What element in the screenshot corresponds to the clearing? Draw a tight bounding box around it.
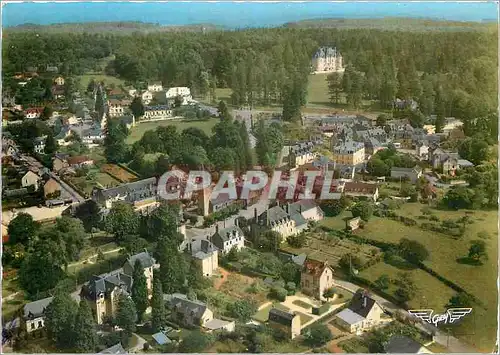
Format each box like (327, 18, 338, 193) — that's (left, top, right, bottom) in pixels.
(126, 118, 218, 144)
(77, 74, 126, 91)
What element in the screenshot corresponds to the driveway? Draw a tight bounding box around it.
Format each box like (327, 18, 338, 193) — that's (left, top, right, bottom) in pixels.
(334, 279, 478, 353)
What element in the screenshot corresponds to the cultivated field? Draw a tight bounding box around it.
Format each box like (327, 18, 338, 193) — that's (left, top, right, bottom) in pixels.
(100, 164, 138, 183)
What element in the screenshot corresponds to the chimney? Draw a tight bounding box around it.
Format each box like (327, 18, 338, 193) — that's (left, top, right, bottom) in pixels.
(363, 296, 367, 308)
(254, 207, 258, 219)
(299, 203, 302, 214)
(235, 218, 239, 227)
(286, 203, 290, 214)
(215, 224, 219, 234)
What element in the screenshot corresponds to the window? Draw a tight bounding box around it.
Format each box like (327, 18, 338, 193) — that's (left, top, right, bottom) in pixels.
(31, 323, 35, 330)
(38, 321, 43, 328)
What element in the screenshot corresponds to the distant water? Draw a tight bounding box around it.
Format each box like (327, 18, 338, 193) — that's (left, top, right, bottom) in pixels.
(2, 2, 498, 28)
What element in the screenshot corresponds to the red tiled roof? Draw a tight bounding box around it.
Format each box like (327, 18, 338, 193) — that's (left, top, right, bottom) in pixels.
(302, 258, 329, 276)
(25, 107, 43, 114)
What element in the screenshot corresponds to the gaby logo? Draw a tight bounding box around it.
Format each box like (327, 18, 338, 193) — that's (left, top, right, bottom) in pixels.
(408, 308, 472, 327)
(157, 169, 343, 201)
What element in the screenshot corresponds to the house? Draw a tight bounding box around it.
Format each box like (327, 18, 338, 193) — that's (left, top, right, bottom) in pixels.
(311, 47, 345, 74)
(334, 290, 384, 333)
(80, 270, 133, 324)
(197, 187, 239, 217)
(141, 90, 153, 105)
(252, 205, 297, 242)
(165, 87, 192, 105)
(300, 258, 334, 301)
(287, 200, 324, 223)
(82, 127, 106, 145)
(458, 159, 474, 169)
(21, 170, 42, 190)
(211, 225, 245, 254)
(108, 99, 127, 118)
(142, 105, 173, 121)
(428, 147, 460, 175)
(54, 76, 65, 86)
(91, 177, 157, 210)
(267, 308, 301, 340)
(333, 141, 365, 166)
(34, 136, 46, 154)
(3, 144, 17, 157)
(54, 126, 72, 146)
(147, 82, 163, 92)
(390, 166, 422, 183)
(442, 156, 459, 176)
(67, 155, 94, 169)
(166, 293, 214, 327)
(43, 178, 62, 198)
(346, 217, 361, 231)
(364, 137, 383, 155)
(204, 319, 236, 333)
(22, 297, 53, 333)
(122, 250, 156, 294)
(343, 182, 379, 201)
(53, 153, 70, 172)
(393, 99, 418, 111)
(25, 107, 43, 119)
(287, 142, 316, 169)
(190, 239, 219, 277)
(415, 142, 429, 160)
(99, 343, 127, 354)
(385, 335, 431, 354)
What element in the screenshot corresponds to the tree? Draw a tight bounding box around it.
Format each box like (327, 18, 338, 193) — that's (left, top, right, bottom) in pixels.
(131, 260, 149, 322)
(228, 299, 258, 322)
(115, 294, 137, 333)
(270, 287, 287, 301)
(458, 137, 490, 165)
(327, 72, 343, 104)
(179, 331, 213, 353)
(304, 323, 333, 347)
(73, 300, 98, 353)
(351, 201, 374, 221)
(339, 253, 363, 274)
(217, 100, 231, 121)
(376, 114, 389, 127)
(129, 97, 145, 118)
(395, 273, 417, 303)
(156, 237, 186, 293)
(435, 111, 445, 133)
(18, 240, 66, 297)
(74, 200, 101, 233)
(238, 121, 254, 169)
(187, 258, 210, 290)
(104, 119, 129, 163)
(44, 133, 58, 154)
(398, 238, 429, 264)
(281, 262, 300, 284)
(255, 230, 280, 252)
(210, 147, 236, 170)
(366, 158, 389, 177)
(45, 289, 78, 349)
(447, 292, 473, 308)
(323, 287, 335, 301)
(140, 203, 182, 245)
(468, 240, 487, 262)
(442, 186, 475, 210)
(286, 233, 307, 248)
(151, 271, 168, 332)
(105, 202, 139, 241)
(7, 212, 40, 246)
(40, 105, 53, 120)
(374, 274, 390, 290)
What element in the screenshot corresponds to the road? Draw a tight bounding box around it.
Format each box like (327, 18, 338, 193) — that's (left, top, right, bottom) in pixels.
(334, 279, 478, 353)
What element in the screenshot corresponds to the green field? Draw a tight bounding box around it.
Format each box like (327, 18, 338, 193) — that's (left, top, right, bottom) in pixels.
(320, 202, 497, 351)
(126, 118, 218, 144)
(77, 74, 126, 91)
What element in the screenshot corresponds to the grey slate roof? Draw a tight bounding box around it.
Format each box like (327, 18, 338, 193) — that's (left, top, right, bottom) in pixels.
(335, 308, 365, 325)
(268, 308, 296, 326)
(100, 343, 127, 354)
(288, 200, 321, 215)
(291, 253, 307, 266)
(213, 225, 244, 243)
(290, 212, 307, 228)
(94, 177, 156, 203)
(385, 335, 423, 353)
(23, 297, 53, 319)
(168, 293, 208, 319)
(125, 251, 155, 270)
(349, 290, 377, 318)
(259, 205, 289, 225)
(81, 269, 132, 301)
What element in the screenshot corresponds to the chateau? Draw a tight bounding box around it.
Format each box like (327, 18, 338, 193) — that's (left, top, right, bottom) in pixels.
(311, 47, 345, 74)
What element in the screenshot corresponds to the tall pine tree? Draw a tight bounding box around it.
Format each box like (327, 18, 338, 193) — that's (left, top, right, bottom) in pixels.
(151, 270, 168, 332)
(131, 260, 149, 321)
(73, 300, 98, 353)
(116, 294, 137, 333)
(156, 237, 186, 294)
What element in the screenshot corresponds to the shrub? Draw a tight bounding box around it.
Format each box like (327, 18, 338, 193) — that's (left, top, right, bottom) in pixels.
(269, 287, 287, 302)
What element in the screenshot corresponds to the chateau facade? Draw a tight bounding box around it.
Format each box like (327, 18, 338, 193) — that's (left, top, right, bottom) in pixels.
(311, 47, 345, 74)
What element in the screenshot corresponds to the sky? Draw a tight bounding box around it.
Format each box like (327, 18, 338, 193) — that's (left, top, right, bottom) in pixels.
(2, 1, 499, 28)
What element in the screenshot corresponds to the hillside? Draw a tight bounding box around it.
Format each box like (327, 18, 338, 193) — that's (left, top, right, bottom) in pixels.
(284, 17, 497, 32)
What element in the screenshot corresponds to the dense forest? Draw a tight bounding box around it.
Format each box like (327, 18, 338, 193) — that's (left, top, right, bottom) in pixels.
(3, 25, 498, 136)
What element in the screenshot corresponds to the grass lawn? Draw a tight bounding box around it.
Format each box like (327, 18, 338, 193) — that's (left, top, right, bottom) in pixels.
(338, 337, 370, 353)
(2, 291, 25, 322)
(355, 203, 497, 351)
(292, 299, 313, 309)
(319, 211, 353, 230)
(219, 273, 270, 304)
(331, 288, 354, 305)
(252, 303, 289, 323)
(2, 278, 20, 298)
(65, 171, 120, 197)
(126, 118, 218, 144)
(77, 74, 126, 91)
(206, 339, 246, 353)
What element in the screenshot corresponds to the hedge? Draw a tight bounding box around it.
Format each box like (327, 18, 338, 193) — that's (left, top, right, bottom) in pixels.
(312, 303, 330, 316)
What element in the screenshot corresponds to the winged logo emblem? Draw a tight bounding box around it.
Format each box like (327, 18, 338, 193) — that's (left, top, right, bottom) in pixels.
(408, 308, 472, 327)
